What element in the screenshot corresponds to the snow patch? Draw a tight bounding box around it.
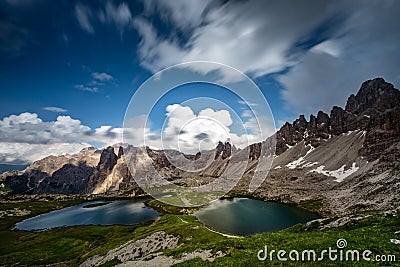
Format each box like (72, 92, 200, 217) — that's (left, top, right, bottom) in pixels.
(286, 156, 306, 169)
(305, 144, 314, 155)
(302, 162, 318, 168)
(304, 130, 309, 139)
(286, 144, 293, 149)
(310, 162, 359, 182)
(285, 144, 315, 169)
(274, 166, 282, 169)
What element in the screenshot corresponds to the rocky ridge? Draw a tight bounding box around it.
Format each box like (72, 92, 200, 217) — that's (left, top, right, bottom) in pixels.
(1, 78, 399, 215)
(269, 78, 400, 160)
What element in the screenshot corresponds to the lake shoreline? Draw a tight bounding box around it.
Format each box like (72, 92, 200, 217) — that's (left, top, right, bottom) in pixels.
(12, 198, 161, 231)
(5, 191, 323, 236)
(1, 189, 326, 219)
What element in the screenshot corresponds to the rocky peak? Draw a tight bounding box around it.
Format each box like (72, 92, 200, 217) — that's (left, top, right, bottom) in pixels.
(98, 146, 118, 171)
(223, 142, 232, 159)
(308, 114, 317, 132)
(294, 115, 308, 131)
(215, 141, 232, 160)
(80, 146, 97, 153)
(316, 110, 330, 125)
(117, 146, 124, 158)
(248, 142, 261, 161)
(345, 78, 400, 114)
(215, 141, 224, 159)
(84, 146, 119, 193)
(146, 147, 172, 169)
(280, 122, 294, 143)
(315, 112, 329, 138)
(194, 152, 201, 160)
(330, 106, 346, 135)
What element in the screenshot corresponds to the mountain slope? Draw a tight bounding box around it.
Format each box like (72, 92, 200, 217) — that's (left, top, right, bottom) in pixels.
(1, 78, 399, 215)
(241, 78, 400, 214)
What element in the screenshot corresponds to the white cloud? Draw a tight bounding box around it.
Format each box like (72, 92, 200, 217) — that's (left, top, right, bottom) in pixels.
(0, 142, 90, 165)
(241, 109, 253, 118)
(92, 72, 113, 82)
(74, 1, 132, 35)
(132, 0, 339, 82)
(198, 108, 232, 127)
(123, 115, 161, 149)
(0, 113, 50, 144)
(156, 104, 270, 151)
(75, 71, 114, 93)
(311, 40, 341, 58)
(51, 116, 91, 141)
(74, 3, 94, 34)
(160, 104, 231, 153)
(142, 0, 212, 30)
(238, 100, 258, 107)
(0, 113, 88, 144)
(93, 125, 123, 145)
(279, 51, 360, 115)
(279, 1, 400, 115)
(133, 18, 186, 74)
(133, 0, 400, 116)
(0, 112, 125, 164)
(154, 104, 273, 154)
(42, 106, 67, 113)
(74, 84, 98, 93)
(104, 1, 132, 34)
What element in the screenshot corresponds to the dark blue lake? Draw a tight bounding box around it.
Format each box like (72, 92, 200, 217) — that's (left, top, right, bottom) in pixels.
(14, 199, 161, 231)
(195, 198, 321, 235)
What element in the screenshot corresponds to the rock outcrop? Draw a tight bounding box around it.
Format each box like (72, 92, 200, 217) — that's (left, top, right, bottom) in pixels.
(86, 146, 118, 193)
(3, 147, 101, 194)
(248, 143, 261, 161)
(274, 78, 400, 162)
(80, 231, 180, 267)
(214, 141, 232, 160)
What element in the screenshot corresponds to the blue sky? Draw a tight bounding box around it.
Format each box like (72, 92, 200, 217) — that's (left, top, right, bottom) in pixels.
(0, 0, 399, 164)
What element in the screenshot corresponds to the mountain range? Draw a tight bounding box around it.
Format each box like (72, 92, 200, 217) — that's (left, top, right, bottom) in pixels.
(1, 78, 399, 215)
